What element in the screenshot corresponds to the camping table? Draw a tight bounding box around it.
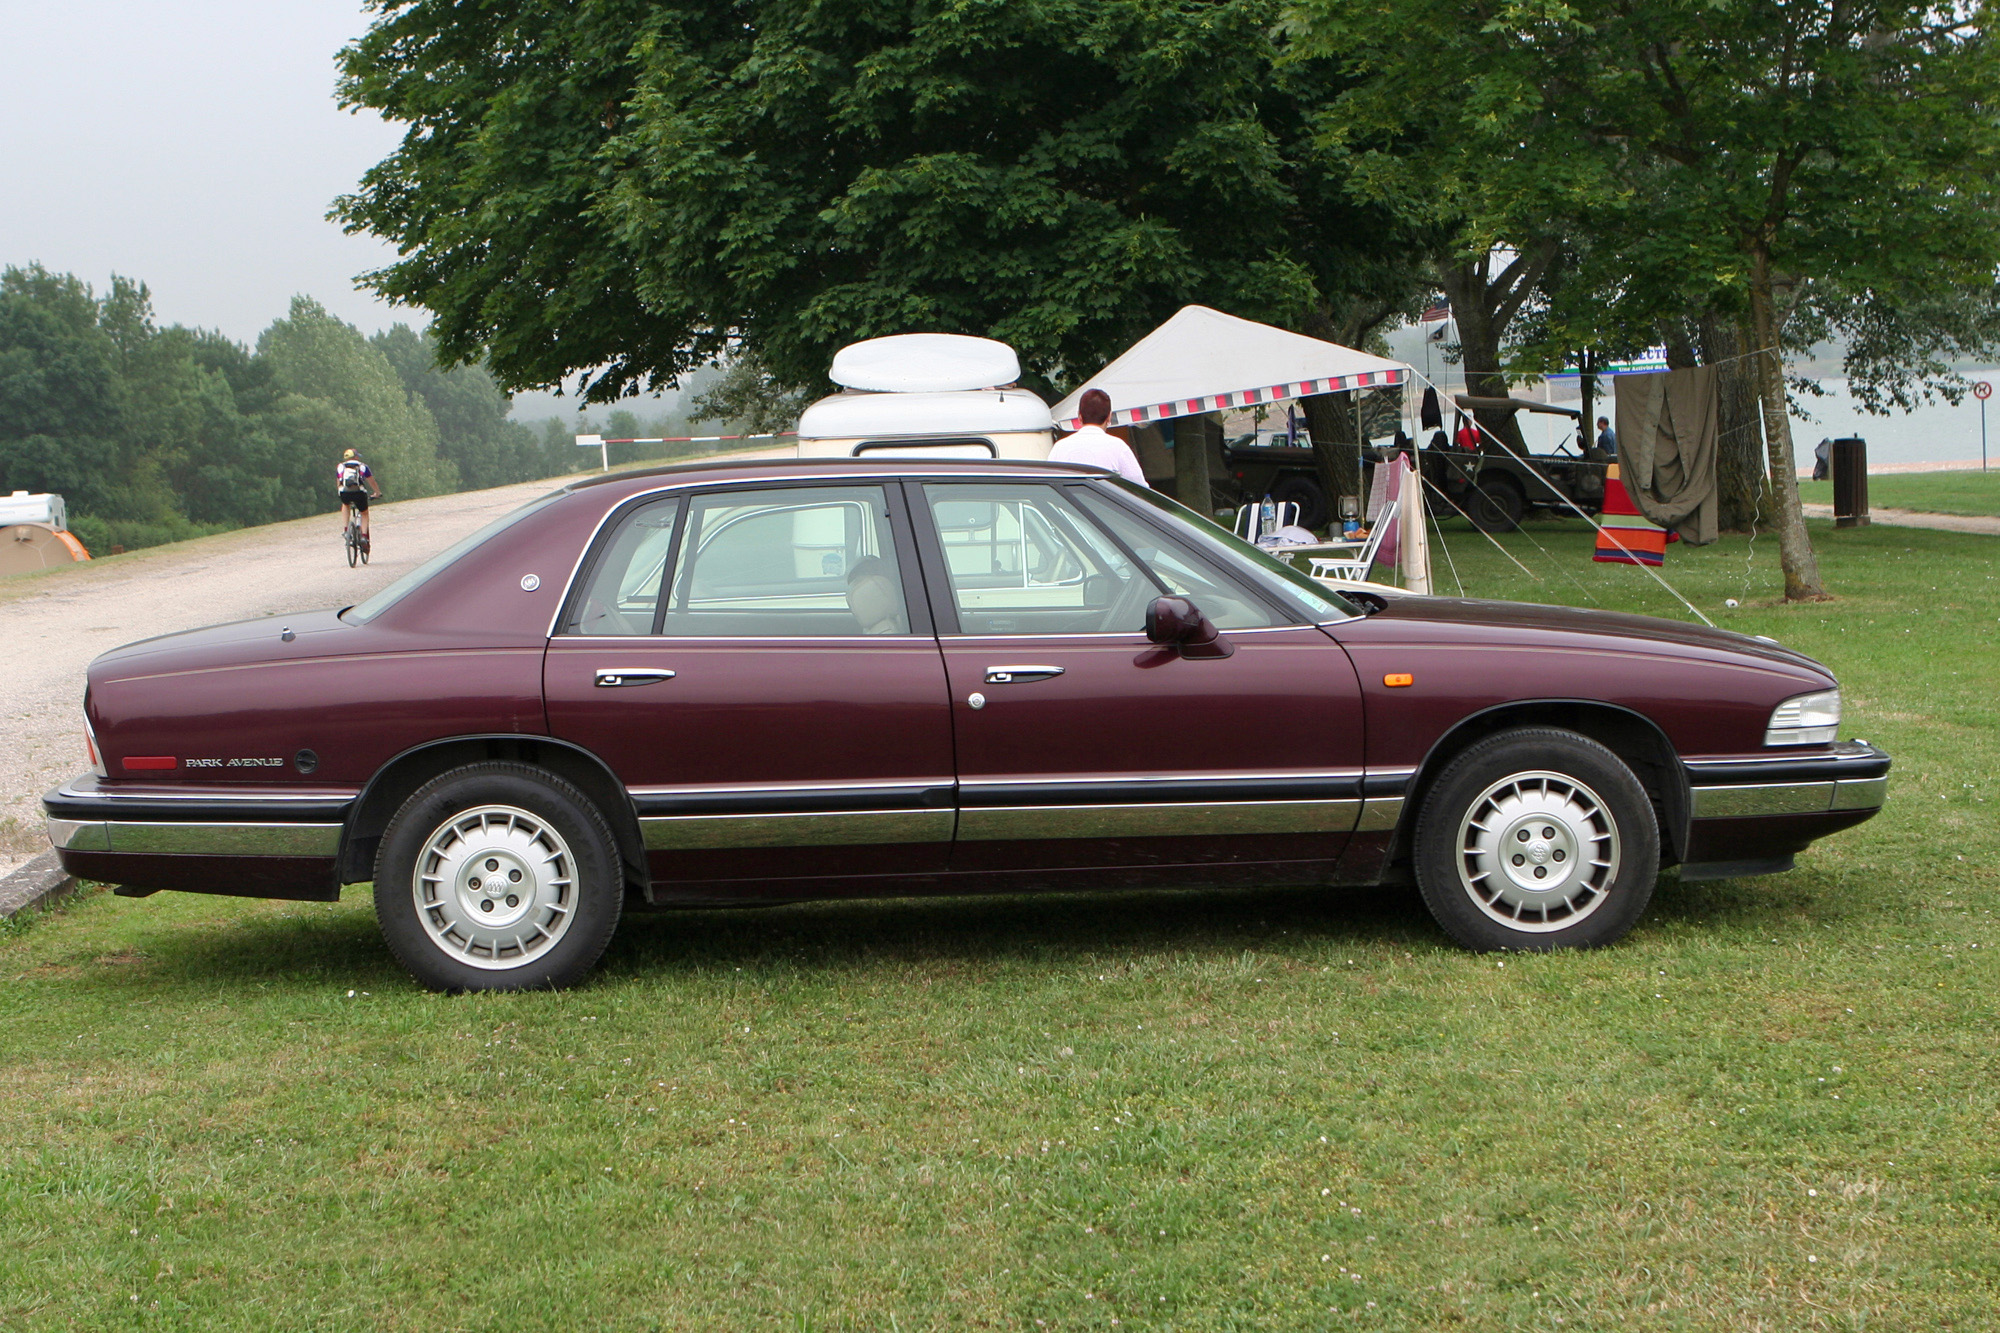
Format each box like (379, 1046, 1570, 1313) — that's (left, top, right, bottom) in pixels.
(1266, 539, 1365, 569)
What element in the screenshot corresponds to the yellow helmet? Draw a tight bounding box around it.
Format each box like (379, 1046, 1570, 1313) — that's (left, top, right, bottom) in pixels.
(342, 449, 357, 460)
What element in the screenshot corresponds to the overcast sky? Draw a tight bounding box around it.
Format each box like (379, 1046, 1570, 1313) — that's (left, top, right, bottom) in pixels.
(0, 1, 416, 345)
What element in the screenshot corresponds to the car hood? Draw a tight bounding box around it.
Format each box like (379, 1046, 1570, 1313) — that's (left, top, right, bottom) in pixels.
(1362, 595, 1829, 674)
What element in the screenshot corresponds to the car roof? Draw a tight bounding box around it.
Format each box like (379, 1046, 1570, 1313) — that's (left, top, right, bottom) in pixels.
(563, 454, 1113, 499)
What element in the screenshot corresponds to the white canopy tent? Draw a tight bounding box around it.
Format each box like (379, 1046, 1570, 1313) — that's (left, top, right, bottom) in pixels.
(1049, 305, 1409, 430)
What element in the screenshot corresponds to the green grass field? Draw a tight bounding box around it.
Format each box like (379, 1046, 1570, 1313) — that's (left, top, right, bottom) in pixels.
(3, 519, 1995, 1331)
(1797, 467, 2000, 517)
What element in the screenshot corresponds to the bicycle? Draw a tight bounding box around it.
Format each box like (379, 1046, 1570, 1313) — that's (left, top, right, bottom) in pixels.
(343, 500, 370, 566)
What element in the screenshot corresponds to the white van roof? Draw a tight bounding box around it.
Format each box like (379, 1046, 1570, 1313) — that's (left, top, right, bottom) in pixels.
(797, 388, 1055, 441)
(829, 333, 1021, 392)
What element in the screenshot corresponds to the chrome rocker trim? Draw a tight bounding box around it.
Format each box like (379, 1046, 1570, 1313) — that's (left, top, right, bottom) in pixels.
(48, 818, 343, 857)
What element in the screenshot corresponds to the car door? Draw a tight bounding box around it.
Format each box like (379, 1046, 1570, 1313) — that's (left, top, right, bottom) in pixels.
(911, 479, 1367, 873)
(544, 482, 954, 885)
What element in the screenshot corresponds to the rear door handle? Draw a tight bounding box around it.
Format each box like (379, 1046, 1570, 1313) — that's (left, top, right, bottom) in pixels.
(595, 668, 676, 687)
(984, 665, 1065, 684)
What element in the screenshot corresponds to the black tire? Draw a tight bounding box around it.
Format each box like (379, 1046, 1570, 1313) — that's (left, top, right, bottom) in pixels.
(1269, 475, 1330, 530)
(1412, 727, 1659, 952)
(359, 534, 369, 566)
(373, 762, 624, 992)
(1467, 476, 1525, 533)
(346, 526, 359, 567)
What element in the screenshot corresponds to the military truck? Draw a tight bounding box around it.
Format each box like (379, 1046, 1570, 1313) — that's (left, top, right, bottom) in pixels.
(1216, 397, 1610, 534)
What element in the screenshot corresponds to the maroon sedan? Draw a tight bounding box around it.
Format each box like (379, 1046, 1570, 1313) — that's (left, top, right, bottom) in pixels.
(45, 459, 1888, 990)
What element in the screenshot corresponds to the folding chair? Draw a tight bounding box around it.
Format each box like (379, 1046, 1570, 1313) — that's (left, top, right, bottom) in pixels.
(1309, 501, 1397, 581)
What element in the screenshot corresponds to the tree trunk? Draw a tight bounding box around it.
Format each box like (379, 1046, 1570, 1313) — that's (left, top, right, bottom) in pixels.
(1437, 260, 1528, 457)
(1746, 249, 1829, 601)
(1173, 412, 1217, 519)
(1698, 315, 1771, 532)
(1300, 392, 1359, 527)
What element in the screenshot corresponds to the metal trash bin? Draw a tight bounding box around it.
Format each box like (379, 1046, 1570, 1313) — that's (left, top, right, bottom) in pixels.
(1831, 437, 1869, 528)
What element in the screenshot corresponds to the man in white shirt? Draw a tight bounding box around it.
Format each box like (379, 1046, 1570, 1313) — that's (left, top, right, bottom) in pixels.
(1048, 388, 1147, 486)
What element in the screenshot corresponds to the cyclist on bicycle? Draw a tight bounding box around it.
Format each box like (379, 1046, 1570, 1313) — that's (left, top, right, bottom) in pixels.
(336, 449, 382, 549)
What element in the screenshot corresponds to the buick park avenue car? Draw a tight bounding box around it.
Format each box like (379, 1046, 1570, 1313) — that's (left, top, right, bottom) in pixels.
(45, 459, 1889, 991)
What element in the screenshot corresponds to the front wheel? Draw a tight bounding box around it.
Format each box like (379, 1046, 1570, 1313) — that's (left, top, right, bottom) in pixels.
(1412, 728, 1659, 951)
(373, 763, 624, 991)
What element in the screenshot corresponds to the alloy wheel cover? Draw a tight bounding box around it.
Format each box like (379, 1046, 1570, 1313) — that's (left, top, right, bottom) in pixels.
(411, 803, 579, 969)
(1454, 769, 1621, 932)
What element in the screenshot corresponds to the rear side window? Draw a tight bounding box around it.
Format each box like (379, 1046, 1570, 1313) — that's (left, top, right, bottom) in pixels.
(661, 486, 910, 637)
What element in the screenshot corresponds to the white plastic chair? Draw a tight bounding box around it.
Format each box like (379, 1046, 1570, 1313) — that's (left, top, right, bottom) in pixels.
(1310, 501, 1397, 581)
(1235, 500, 1301, 545)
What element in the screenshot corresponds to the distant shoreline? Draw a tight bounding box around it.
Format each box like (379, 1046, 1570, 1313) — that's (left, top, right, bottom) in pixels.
(1793, 458, 1987, 478)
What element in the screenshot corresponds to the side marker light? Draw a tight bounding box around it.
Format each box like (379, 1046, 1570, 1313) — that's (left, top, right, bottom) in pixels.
(1383, 673, 1414, 688)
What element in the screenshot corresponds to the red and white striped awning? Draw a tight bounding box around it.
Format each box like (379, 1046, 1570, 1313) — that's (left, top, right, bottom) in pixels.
(1050, 306, 1409, 430)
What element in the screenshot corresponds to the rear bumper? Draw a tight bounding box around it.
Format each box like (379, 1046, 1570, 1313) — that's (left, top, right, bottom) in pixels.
(43, 776, 354, 901)
(1680, 742, 1890, 869)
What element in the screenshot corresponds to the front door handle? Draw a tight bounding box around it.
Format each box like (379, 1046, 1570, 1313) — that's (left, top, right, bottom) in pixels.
(594, 668, 676, 687)
(984, 665, 1065, 684)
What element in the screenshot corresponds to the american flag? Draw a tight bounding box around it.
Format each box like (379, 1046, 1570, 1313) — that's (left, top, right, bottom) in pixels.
(1419, 296, 1451, 323)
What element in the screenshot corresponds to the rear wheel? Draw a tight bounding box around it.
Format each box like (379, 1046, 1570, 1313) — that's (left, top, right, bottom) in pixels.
(346, 521, 359, 567)
(1467, 476, 1525, 533)
(1412, 728, 1658, 951)
(373, 763, 623, 991)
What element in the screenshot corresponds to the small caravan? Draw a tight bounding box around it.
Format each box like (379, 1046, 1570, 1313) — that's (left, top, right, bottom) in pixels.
(795, 334, 1056, 461)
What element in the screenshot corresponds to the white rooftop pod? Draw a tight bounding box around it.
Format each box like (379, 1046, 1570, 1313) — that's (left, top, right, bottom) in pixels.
(796, 334, 1056, 460)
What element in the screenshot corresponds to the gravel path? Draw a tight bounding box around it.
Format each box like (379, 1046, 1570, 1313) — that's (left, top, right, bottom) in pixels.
(0, 449, 796, 878)
(0, 478, 567, 875)
(1801, 503, 2000, 535)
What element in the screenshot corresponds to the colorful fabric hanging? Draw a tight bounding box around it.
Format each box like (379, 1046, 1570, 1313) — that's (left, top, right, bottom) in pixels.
(1594, 463, 1667, 566)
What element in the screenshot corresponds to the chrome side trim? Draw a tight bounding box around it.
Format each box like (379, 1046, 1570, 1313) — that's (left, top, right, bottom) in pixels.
(960, 769, 1366, 790)
(49, 820, 344, 857)
(628, 777, 954, 799)
(1688, 783, 1835, 818)
(47, 818, 110, 852)
(955, 799, 1360, 842)
(56, 782, 359, 805)
(1830, 776, 1889, 811)
(642, 809, 954, 851)
(1354, 796, 1405, 832)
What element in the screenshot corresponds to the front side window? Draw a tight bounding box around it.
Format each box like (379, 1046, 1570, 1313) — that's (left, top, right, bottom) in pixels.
(1071, 490, 1283, 630)
(661, 485, 910, 636)
(924, 483, 1152, 635)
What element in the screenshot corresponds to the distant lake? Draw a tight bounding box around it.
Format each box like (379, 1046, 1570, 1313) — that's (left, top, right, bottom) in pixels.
(1513, 373, 1997, 469)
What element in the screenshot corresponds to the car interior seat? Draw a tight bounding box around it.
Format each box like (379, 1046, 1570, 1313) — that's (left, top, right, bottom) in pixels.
(845, 554, 907, 634)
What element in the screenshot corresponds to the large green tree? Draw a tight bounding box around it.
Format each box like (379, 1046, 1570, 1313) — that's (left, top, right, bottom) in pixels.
(373, 323, 551, 489)
(257, 297, 456, 499)
(1290, 0, 2000, 600)
(334, 0, 1420, 408)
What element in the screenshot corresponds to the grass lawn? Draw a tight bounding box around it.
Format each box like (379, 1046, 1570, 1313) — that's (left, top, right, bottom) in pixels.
(1797, 467, 2000, 517)
(3, 519, 1996, 1331)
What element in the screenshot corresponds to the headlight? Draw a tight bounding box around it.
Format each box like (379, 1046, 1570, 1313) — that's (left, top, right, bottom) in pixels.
(1765, 689, 1840, 746)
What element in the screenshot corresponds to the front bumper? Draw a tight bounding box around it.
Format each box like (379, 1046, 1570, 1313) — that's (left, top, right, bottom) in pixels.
(1679, 741, 1890, 874)
(44, 775, 355, 901)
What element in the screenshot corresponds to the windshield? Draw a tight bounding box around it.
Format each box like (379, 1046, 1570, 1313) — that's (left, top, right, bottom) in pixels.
(1109, 479, 1361, 623)
(342, 493, 563, 625)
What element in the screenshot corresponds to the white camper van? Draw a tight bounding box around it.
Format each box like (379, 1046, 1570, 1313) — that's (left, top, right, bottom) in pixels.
(795, 334, 1056, 461)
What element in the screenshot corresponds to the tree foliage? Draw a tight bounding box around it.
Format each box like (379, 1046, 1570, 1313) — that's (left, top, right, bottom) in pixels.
(0, 267, 573, 554)
(1287, 0, 2000, 599)
(334, 0, 1425, 402)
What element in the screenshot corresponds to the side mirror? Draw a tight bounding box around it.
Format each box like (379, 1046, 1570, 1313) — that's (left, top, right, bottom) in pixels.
(1145, 596, 1233, 659)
